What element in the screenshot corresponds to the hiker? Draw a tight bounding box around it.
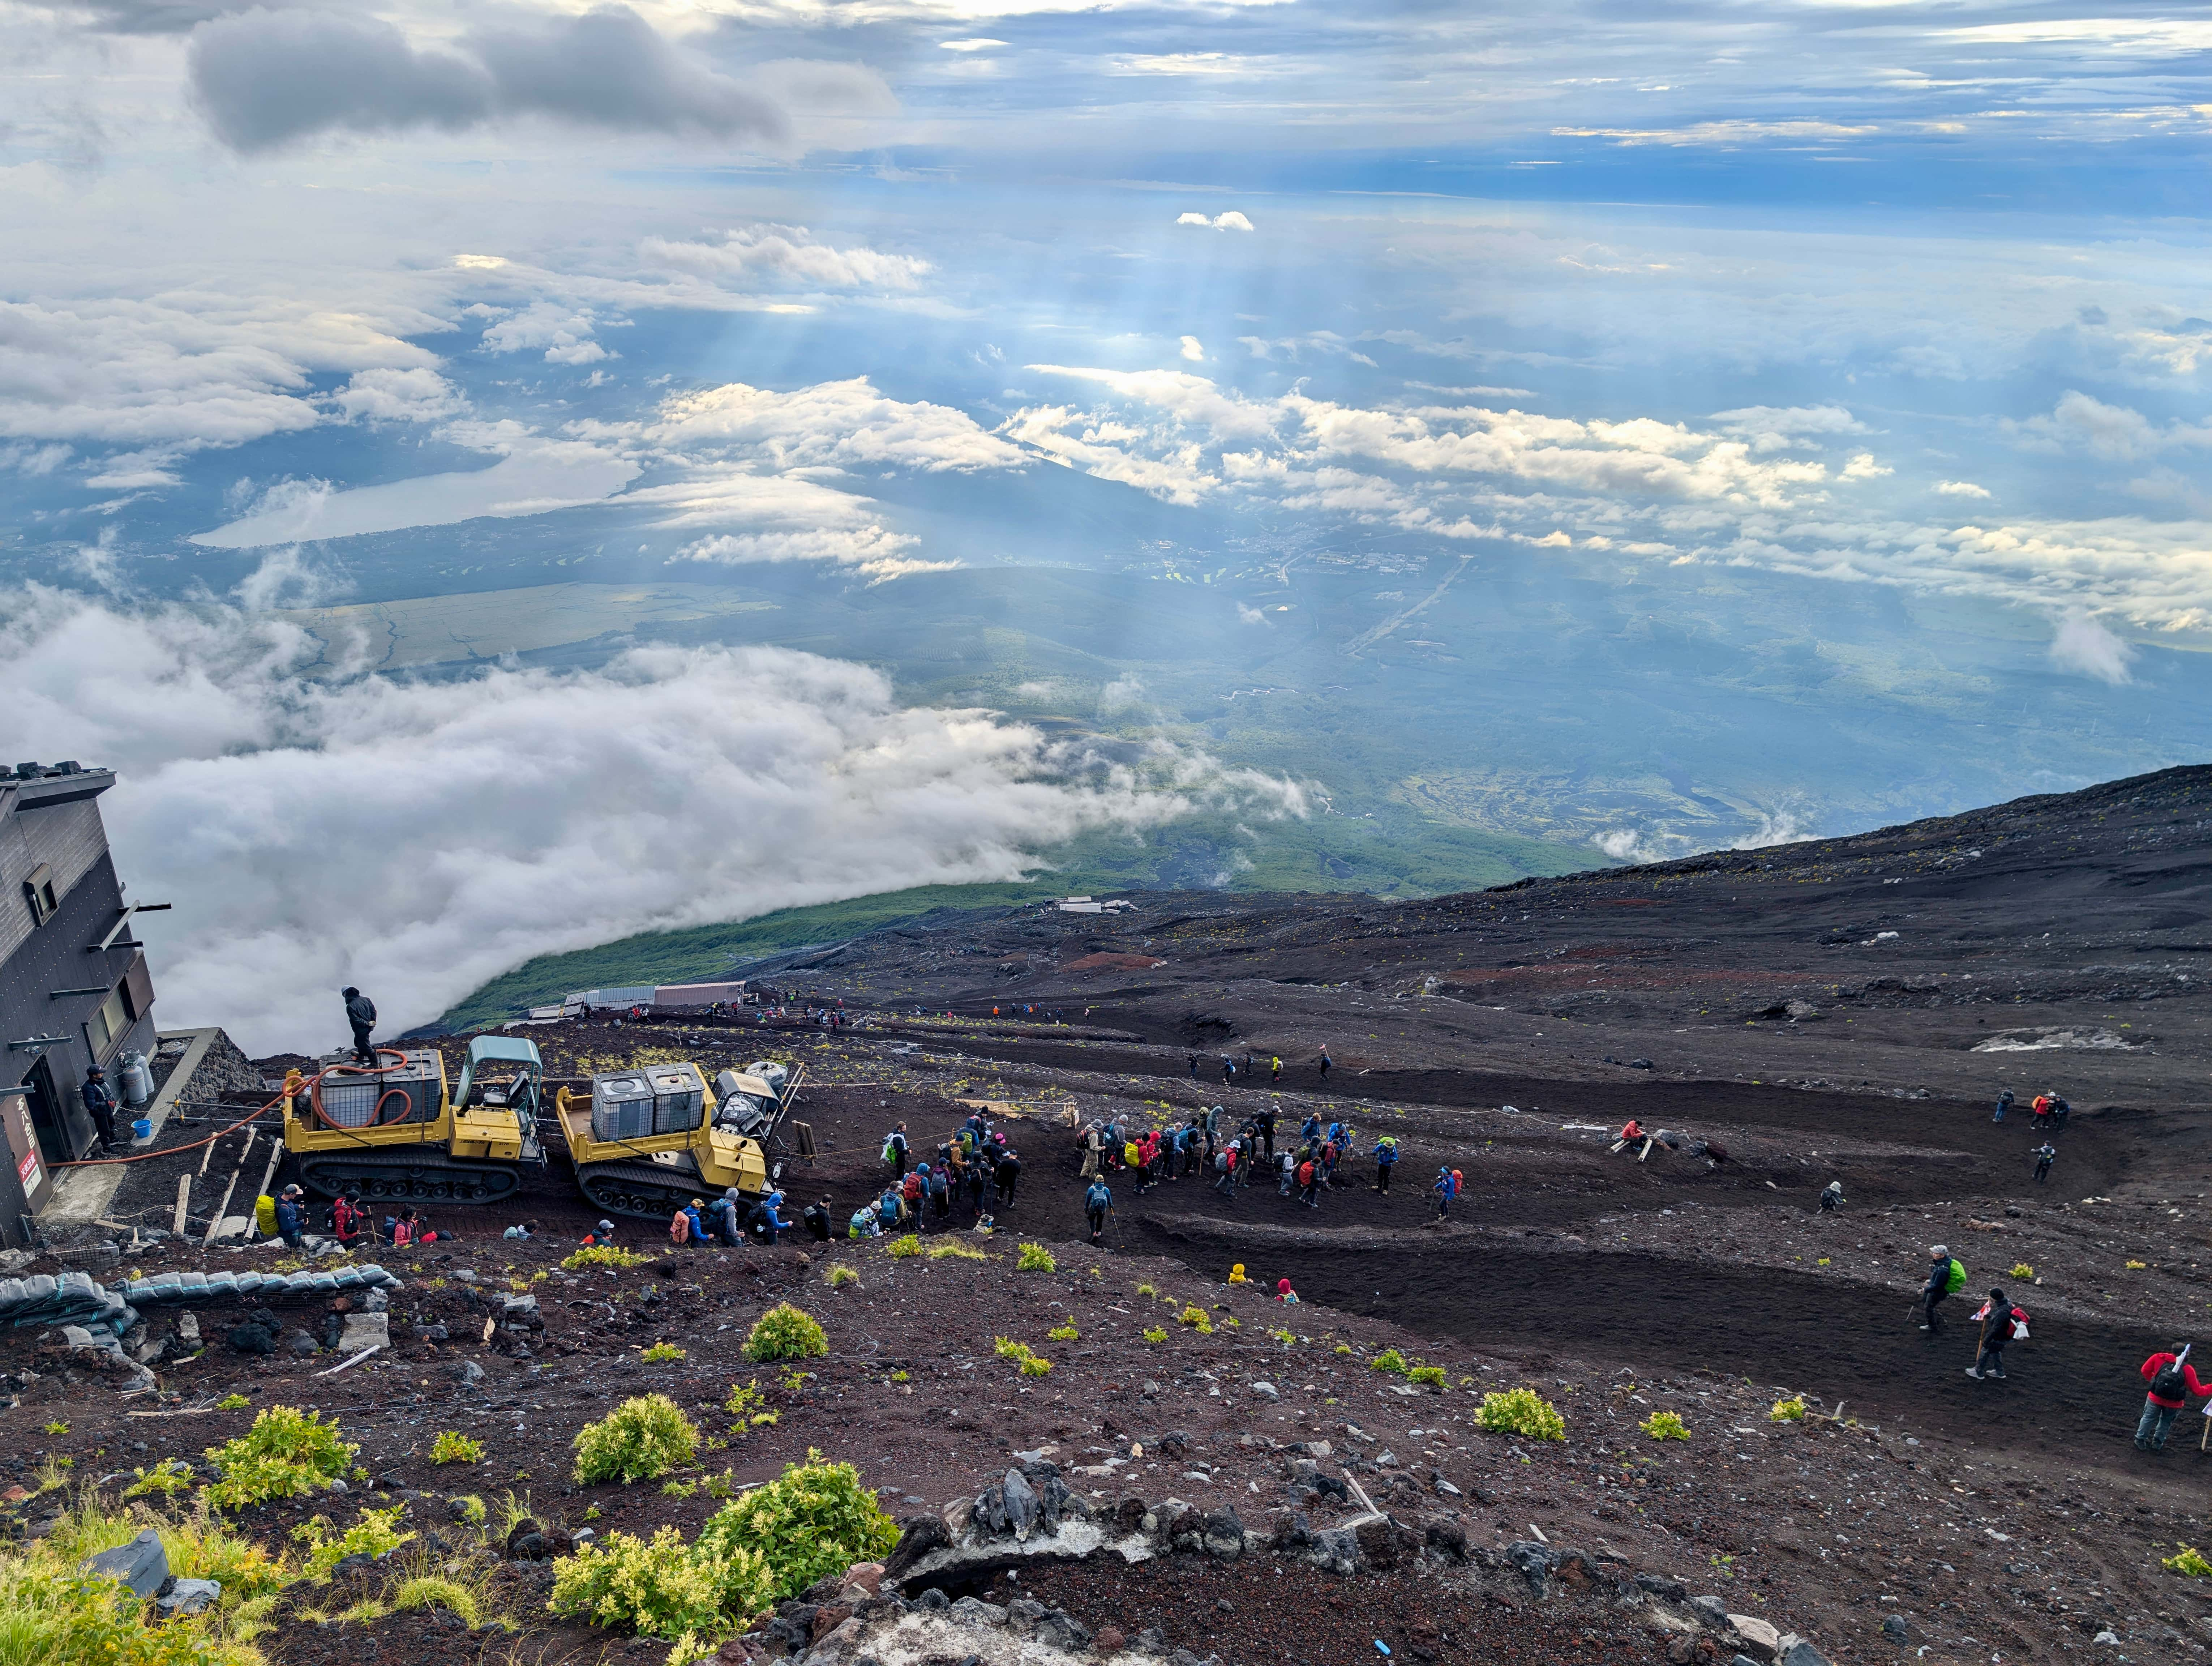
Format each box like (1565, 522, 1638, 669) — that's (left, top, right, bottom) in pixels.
(668, 1199, 696, 1246)
(994, 1148, 1022, 1208)
(1259, 1106, 1277, 1159)
(849, 1203, 882, 1239)
(1086, 1177, 1113, 1244)
(1222, 1056, 1235, 1085)
(803, 1198, 834, 1243)
(274, 1184, 306, 1249)
(1433, 1166, 1457, 1219)
(1993, 1088, 2014, 1124)
(1277, 1149, 1296, 1196)
(1271, 1055, 1282, 1085)
(1277, 1278, 1299, 1303)
(341, 986, 377, 1066)
(502, 1219, 537, 1241)
(1965, 1287, 2028, 1381)
(1297, 1154, 1320, 1209)
(928, 1164, 951, 1221)
(966, 1159, 989, 1217)
(1229, 1263, 1248, 1283)
(1079, 1124, 1103, 1180)
(757, 1191, 790, 1245)
(330, 1194, 365, 1246)
(1372, 1135, 1399, 1193)
(79, 1065, 119, 1150)
(1616, 1118, 1645, 1149)
(875, 1186, 902, 1232)
(2052, 1095, 2071, 1132)
(711, 1189, 744, 1246)
(2136, 1345, 2210, 1451)
(1819, 1180, 1844, 1213)
(1212, 1144, 1238, 1196)
(580, 1218, 618, 1248)
(884, 1123, 910, 1179)
(901, 1165, 925, 1222)
(1188, 1055, 1198, 1080)
(2030, 1093, 2053, 1132)
(2032, 1142, 2057, 1184)
(1317, 1048, 1330, 1081)
(1919, 1245, 1962, 1333)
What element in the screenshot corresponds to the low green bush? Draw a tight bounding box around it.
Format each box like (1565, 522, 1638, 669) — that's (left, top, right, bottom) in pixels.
(1369, 1349, 1410, 1375)
(1016, 1243, 1056, 1272)
(743, 1304, 828, 1363)
(1475, 1387, 1566, 1442)
(203, 1406, 358, 1511)
(573, 1394, 700, 1485)
(691, 1453, 900, 1602)
(563, 1245, 651, 1270)
(430, 1432, 484, 1465)
(550, 1525, 773, 1640)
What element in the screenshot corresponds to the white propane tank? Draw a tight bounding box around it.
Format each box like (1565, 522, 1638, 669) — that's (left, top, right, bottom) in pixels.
(117, 1050, 154, 1107)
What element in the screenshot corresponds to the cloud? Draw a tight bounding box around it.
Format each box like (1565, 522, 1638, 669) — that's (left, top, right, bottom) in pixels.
(1711, 404, 1867, 453)
(640, 225, 930, 291)
(2048, 611, 2134, 684)
(937, 38, 1006, 51)
(0, 583, 1300, 1051)
(1179, 336, 1205, 362)
(1935, 479, 1991, 498)
(479, 302, 612, 365)
(636, 377, 1026, 473)
(186, 6, 787, 153)
(1176, 210, 1255, 230)
(327, 367, 468, 424)
(2006, 390, 2212, 462)
(1553, 120, 1881, 148)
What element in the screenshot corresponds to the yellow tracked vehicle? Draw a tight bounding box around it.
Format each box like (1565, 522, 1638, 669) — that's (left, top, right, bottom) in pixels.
(281, 1037, 545, 1204)
(554, 1059, 803, 1220)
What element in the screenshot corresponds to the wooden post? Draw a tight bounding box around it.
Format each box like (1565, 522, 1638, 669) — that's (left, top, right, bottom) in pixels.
(172, 1174, 191, 1239)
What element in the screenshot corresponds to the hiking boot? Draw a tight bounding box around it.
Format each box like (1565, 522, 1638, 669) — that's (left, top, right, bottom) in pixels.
(1964, 1368, 1982, 1380)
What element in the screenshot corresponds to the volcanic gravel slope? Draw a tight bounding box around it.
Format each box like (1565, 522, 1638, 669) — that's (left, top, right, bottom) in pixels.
(13, 762, 2212, 1666)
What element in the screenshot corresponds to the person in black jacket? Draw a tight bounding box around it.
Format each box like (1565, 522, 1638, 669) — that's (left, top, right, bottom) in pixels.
(1967, 1287, 2022, 1380)
(342, 987, 377, 1065)
(81, 1066, 119, 1150)
(1919, 1246, 1953, 1333)
(802, 1197, 833, 1243)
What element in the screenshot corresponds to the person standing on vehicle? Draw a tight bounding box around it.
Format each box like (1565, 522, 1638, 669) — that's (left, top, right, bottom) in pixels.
(2136, 1345, 2209, 1451)
(1919, 1245, 1957, 1333)
(341, 987, 377, 1066)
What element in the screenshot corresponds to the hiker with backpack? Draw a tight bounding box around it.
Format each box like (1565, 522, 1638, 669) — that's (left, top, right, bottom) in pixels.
(1297, 1154, 1321, 1209)
(2136, 1345, 2209, 1451)
(2032, 1142, 2057, 1184)
(1993, 1088, 2013, 1124)
(1819, 1180, 1844, 1213)
(1433, 1166, 1459, 1219)
(1919, 1246, 1964, 1333)
(1373, 1135, 1400, 1193)
(1212, 1143, 1239, 1197)
(1085, 1176, 1114, 1244)
(1965, 1287, 2028, 1380)
(883, 1123, 910, 1179)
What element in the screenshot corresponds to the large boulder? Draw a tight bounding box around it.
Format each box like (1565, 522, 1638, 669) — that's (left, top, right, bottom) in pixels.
(82, 1528, 168, 1597)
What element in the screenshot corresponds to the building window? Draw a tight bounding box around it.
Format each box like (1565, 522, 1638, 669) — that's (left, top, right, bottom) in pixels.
(86, 986, 128, 1058)
(23, 863, 57, 927)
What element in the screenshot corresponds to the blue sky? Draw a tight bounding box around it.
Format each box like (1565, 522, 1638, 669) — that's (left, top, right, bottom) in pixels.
(4, 0, 2211, 1042)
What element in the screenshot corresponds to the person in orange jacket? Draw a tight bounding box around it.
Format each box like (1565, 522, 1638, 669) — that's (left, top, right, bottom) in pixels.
(2136, 1344, 2210, 1451)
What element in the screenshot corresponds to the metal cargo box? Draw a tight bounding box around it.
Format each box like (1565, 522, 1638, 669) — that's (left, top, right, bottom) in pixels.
(647, 1063, 706, 1135)
(591, 1072, 655, 1142)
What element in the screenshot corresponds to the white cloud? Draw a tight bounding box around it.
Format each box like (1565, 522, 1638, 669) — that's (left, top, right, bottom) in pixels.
(636, 377, 1026, 473)
(1175, 210, 1255, 230)
(328, 367, 468, 424)
(938, 38, 1006, 50)
(640, 225, 930, 291)
(1711, 404, 1867, 452)
(2006, 390, 2212, 462)
(2048, 611, 2134, 684)
(1179, 335, 1205, 362)
(1936, 479, 1992, 498)
(479, 302, 612, 364)
(1554, 120, 1881, 148)
(0, 583, 1300, 1051)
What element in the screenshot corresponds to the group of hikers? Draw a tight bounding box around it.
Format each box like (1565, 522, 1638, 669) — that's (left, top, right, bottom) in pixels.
(1190, 1047, 1332, 1087)
(855, 1112, 1024, 1236)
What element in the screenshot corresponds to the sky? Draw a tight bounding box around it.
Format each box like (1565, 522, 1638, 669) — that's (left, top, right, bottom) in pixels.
(4, 0, 2211, 1045)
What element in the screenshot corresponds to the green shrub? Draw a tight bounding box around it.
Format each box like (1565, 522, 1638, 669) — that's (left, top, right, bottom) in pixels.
(992, 1336, 1032, 1363)
(0, 1550, 246, 1666)
(1019, 1356, 1051, 1377)
(885, 1235, 921, 1259)
(214, 1394, 249, 1410)
(550, 1525, 772, 1640)
(928, 1242, 987, 1262)
(392, 1575, 480, 1627)
(122, 1458, 195, 1499)
(641, 1342, 687, 1363)
(2010, 1262, 2035, 1280)
(303, 1505, 413, 1578)
(1641, 1411, 1689, 1441)
(1475, 1388, 1566, 1442)
(449, 1494, 487, 1526)
(743, 1304, 828, 1363)
(430, 1432, 484, 1466)
(1369, 1349, 1410, 1375)
(573, 1394, 700, 1485)
(563, 1245, 652, 1270)
(825, 1265, 859, 1287)
(1408, 1366, 1446, 1388)
(2165, 1545, 2212, 1577)
(203, 1406, 359, 1510)
(1176, 1305, 1213, 1334)
(1046, 1325, 1079, 1341)
(691, 1453, 899, 1603)
(1770, 1396, 1808, 1423)
(1142, 1327, 1167, 1344)
(1017, 1243, 1056, 1273)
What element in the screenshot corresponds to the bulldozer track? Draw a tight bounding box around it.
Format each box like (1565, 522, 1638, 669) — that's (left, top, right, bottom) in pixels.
(297, 1148, 524, 1204)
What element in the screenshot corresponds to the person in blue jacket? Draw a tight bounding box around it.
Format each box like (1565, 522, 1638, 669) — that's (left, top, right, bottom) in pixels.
(1372, 1136, 1400, 1194)
(1433, 1166, 1458, 1219)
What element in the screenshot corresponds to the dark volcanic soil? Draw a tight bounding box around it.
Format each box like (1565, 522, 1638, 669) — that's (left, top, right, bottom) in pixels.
(20, 765, 2212, 1666)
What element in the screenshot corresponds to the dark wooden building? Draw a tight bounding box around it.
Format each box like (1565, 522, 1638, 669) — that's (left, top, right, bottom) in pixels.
(0, 762, 160, 1241)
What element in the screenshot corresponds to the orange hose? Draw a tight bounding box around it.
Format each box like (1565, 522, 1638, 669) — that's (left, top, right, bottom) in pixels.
(51, 1048, 412, 1169)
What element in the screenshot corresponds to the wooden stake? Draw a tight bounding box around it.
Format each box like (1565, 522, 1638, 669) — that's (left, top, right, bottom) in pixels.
(172, 1174, 191, 1239)
(1637, 1137, 1655, 1163)
(315, 1344, 382, 1377)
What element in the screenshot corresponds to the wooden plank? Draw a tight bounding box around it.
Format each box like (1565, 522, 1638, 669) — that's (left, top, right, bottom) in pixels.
(172, 1174, 191, 1238)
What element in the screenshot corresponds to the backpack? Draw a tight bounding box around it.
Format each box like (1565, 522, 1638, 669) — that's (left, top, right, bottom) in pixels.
(1945, 1258, 1967, 1294)
(2154, 1358, 2189, 1399)
(1215, 1153, 1229, 1172)
(1087, 1184, 1110, 1212)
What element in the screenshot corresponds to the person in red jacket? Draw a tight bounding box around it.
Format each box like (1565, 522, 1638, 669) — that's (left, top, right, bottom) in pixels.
(2136, 1345, 2210, 1451)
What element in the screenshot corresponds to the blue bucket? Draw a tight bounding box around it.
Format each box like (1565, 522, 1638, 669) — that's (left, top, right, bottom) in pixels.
(130, 1118, 153, 1142)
